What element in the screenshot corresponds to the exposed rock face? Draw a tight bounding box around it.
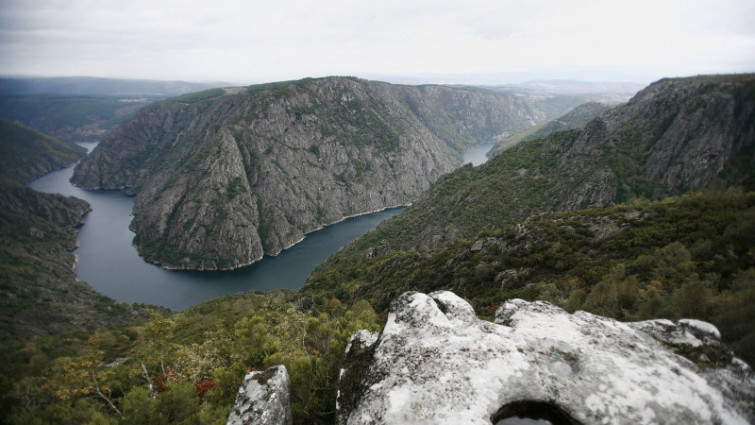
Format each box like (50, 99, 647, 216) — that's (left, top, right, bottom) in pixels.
(332, 74, 755, 253)
(337, 291, 754, 425)
(226, 365, 292, 425)
(71, 77, 567, 270)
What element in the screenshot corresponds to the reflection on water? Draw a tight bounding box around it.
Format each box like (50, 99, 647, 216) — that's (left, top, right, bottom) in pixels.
(30, 142, 404, 310)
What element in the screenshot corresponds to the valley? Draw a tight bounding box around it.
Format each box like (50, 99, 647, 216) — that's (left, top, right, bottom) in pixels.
(0, 74, 753, 424)
(71, 77, 588, 270)
(30, 157, 405, 309)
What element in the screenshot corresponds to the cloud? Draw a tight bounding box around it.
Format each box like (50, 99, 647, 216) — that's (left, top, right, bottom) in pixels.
(1, 0, 753, 84)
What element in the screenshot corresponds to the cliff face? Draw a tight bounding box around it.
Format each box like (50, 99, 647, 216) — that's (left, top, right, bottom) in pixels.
(333, 74, 755, 253)
(72, 77, 560, 270)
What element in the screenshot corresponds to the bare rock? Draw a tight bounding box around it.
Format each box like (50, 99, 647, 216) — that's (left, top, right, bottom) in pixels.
(227, 365, 292, 425)
(28, 226, 45, 238)
(338, 291, 754, 425)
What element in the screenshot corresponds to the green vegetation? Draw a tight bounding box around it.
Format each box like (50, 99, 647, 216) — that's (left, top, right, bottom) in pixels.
(0, 119, 86, 183)
(0, 95, 152, 141)
(306, 186, 755, 366)
(0, 291, 381, 424)
(0, 183, 163, 346)
(488, 102, 611, 156)
(170, 88, 226, 104)
(226, 177, 247, 199)
(3, 74, 754, 423)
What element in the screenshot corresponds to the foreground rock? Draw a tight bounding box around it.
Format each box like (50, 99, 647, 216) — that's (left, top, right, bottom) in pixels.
(338, 291, 754, 425)
(226, 365, 292, 425)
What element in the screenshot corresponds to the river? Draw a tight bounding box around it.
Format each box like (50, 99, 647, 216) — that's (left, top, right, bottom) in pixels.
(29, 143, 490, 310)
(463, 142, 495, 166)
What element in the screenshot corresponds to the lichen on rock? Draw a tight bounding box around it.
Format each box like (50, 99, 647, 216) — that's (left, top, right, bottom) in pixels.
(337, 291, 754, 425)
(226, 365, 292, 425)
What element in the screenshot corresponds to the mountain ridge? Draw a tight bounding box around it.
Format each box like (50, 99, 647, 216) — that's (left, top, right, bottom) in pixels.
(71, 76, 585, 270)
(321, 74, 755, 256)
(0, 119, 86, 182)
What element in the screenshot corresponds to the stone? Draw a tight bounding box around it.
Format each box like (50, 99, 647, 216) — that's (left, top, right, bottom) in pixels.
(338, 291, 754, 425)
(470, 239, 484, 252)
(337, 330, 380, 425)
(226, 365, 292, 425)
(28, 226, 44, 238)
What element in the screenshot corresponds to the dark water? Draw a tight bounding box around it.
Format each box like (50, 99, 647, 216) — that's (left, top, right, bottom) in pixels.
(496, 419, 551, 425)
(463, 143, 495, 166)
(29, 142, 404, 310)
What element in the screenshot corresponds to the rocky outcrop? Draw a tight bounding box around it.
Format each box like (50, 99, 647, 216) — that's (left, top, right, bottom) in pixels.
(226, 365, 292, 425)
(338, 291, 754, 425)
(71, 77, 569, 270)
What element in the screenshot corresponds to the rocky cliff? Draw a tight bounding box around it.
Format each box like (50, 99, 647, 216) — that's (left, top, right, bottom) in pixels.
(336, 291, 754, 424)
(329, 74, 755, 253)
(71, 77, 568, 270)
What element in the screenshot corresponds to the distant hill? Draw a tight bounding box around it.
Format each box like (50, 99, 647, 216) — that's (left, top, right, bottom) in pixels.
(484, 79, 644, 104)
(0, 119, 86, 183)
(0, 77, 233, 142)
(487, 101, 612, 157)
(0, 76, 231, 97)
(0, 95, 152, 142)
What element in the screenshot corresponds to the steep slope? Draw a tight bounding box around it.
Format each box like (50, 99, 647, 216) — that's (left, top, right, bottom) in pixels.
(0, 122, 160, 344)
(1, 184, 104, 342)
(329, 74, 755, 254)
(306, 187, 755, 366)
(487, 101, 611, 156)
(72, 77, 565, 270)
(3, 188, 754, 424)
(0, 119, 86, 182)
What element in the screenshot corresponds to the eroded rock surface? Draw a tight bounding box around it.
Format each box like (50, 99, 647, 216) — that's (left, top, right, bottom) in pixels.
(227, 365, 292, 425)
(338, 291, 754, 425)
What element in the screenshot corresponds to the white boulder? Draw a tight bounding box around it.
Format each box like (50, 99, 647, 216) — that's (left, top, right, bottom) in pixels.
(226, 365, 292, 425)
(337, 291, 754, 425)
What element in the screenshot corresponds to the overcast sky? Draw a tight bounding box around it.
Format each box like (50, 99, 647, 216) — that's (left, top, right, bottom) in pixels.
(1, 0, 753, 85)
